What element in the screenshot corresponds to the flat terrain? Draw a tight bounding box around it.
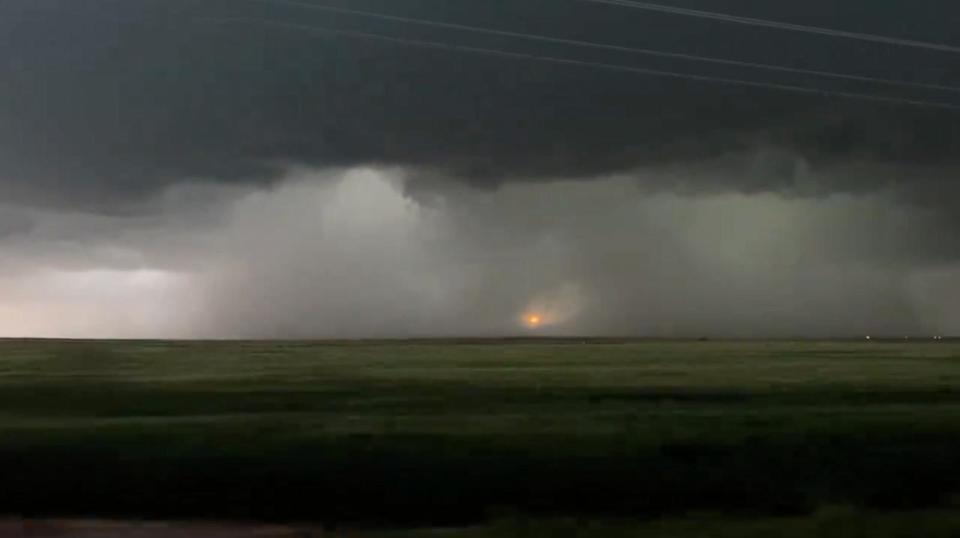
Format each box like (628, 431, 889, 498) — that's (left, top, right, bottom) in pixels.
(2, 339, 960, 532)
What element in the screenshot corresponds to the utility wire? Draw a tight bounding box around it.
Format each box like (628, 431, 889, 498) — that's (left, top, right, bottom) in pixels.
(241, 0, 960, 94)
(204, 17, 960, 111)
(584, 0, 960, 53)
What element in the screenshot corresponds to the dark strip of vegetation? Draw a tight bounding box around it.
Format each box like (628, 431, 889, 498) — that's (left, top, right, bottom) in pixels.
(3, 430, 960, 528)
(2, 382, 960, 418)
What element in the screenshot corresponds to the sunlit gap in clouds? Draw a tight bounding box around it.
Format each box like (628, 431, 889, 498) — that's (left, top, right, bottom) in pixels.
(0, 268, 199, 338)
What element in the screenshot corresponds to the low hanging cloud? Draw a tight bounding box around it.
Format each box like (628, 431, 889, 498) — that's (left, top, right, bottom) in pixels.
(3, 167, 956, 338)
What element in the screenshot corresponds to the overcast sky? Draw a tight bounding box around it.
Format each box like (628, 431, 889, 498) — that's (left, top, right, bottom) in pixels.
(2, 0, 959, 338)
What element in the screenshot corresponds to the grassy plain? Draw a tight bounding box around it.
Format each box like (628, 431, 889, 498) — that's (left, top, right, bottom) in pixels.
(1, 339, 960, 531)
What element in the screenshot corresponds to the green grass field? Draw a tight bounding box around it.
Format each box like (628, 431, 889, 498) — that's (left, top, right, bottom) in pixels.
(2, 339, 960, 532)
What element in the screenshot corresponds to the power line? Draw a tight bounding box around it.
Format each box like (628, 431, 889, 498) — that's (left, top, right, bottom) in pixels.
(242, 0, 960, 94)
(584, 0, 960, 53)
(204, 17, 960, 111)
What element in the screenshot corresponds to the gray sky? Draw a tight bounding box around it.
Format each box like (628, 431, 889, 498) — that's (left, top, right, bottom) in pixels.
(1, 0, 959, 337)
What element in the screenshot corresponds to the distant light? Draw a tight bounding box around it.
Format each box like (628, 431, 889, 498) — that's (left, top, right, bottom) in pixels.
(865, 336, 871, 340)
(522, 313, 544, 329)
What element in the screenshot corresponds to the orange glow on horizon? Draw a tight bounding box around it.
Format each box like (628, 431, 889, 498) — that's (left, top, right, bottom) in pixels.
(523, 314, 543, 329)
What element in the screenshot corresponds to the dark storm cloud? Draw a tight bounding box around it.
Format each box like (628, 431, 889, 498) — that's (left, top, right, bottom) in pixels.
(2, 0, 959, 208)
(5, 0, 960, 339)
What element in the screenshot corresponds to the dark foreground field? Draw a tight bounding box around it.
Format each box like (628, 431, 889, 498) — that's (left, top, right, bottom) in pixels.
(2, 339, 960, 534)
